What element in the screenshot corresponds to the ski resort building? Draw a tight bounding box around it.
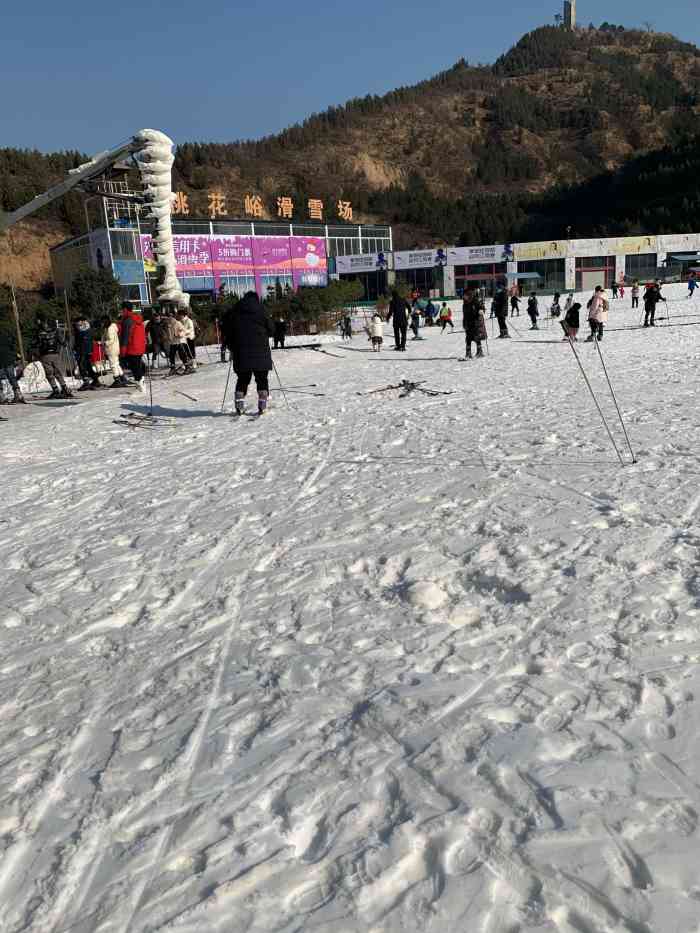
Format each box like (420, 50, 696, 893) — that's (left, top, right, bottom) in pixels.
(50, 186, 393, 305)
(335, 233, 700, 299)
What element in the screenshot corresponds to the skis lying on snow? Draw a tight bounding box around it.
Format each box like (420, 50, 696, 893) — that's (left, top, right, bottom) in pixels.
(358, 380, 455, 399)
(113, 412, 177, 429)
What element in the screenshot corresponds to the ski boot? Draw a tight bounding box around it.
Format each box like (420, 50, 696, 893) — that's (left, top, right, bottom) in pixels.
(60, 387, 74, 399)
(48, 387, 62, 399)
(476, 348, 484, 358)
(77, 380, 93, 392)
(234, 392, 245, 416)
(258, 391, 269, 416)
(12, 388, 27, 404)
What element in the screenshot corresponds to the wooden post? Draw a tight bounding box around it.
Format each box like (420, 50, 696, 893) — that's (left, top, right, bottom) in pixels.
(9, 282, 26, 366)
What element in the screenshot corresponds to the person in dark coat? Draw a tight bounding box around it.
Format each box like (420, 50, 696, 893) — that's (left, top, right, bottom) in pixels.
(510, 294, 520, 317)
(492, 286, 510, 338)
(563, 302, 581, 340)
(643, 283, 665, 327)
(226, 292, 275, 415)
(273, 318, 288, 349)
(73, 316, 102, 390)
(386, 290, 410, 350)
(462, 289, 485, 359)
(0, 324, 26, 403)
(32, 317, 73, 398)
(527, 294, 540, 330)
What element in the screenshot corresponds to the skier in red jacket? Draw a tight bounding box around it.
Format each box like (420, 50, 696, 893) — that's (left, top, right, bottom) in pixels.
(119, 302, 147, 391)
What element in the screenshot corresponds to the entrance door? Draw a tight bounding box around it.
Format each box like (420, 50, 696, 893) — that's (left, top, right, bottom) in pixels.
(581, 269, 605, 293)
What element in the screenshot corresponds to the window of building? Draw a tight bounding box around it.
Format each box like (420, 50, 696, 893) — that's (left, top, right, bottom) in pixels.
(120, 284, 142, 302)
(220, 274, 257, 297)
(213, 222, 254, 235)
(517, 259, 566, 294)
(454, 262, 508, 297)
(395, 268, 440, 295)
(625, 253, 657, 282)
(110, 230, 137, 259)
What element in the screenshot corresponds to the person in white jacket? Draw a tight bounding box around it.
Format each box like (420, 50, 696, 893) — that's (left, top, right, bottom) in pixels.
(586, 287, 609, 342)
(180, 311, 197, 363)
(101, 315, 127, 387)
(369, 313, 384, 352)
(170, 311, 194, 374)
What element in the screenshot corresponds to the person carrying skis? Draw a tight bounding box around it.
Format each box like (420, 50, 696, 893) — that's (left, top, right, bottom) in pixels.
(563, 301, 581, 341)
(227, 291, 275, 416)
(527, 293, 540, 330)
(387, 290, 409, 351)
(586, 286, 608, 341)
(491, 286, 510, 338)
(510, 294, 521, 317)
(32, 317, 73, 398)
(439, 303, 454, 333)
(643, 282, 665, 327)
(101, 315, 127, 387)
(273, 318, 288, 349)
(73, 315, 103, 391)
(369, 312, 384, 352)
(462, 288, 486, 359)
(118, 302, 147, 391)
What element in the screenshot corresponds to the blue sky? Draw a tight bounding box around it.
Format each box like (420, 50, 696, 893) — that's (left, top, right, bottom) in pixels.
(1, 1, 697, 154)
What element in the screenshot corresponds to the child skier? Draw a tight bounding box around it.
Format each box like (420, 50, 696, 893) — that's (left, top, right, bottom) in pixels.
(369, 313, 384, 352)
(439, 303, 454, 332)
(527, 293, 540, 330)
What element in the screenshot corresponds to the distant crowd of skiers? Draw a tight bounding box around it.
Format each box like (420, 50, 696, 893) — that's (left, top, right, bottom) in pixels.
(336, 274, 680, 363)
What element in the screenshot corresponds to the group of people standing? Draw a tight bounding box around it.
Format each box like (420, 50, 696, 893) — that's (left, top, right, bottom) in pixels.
(0, 301, 202, 405)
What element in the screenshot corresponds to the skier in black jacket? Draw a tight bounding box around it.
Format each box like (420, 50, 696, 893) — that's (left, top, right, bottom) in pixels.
(386, 291, 410, 351)
(225, 292, 275, 415)
(73, 317, 102, 390)
(273, 319, 288, 349)
(643, 283, 665, 327)
(492, 286, 510, 338)
(33, 318, 73, 398)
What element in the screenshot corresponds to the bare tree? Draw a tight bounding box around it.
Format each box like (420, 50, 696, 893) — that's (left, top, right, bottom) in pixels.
(643, 20, 654, 33)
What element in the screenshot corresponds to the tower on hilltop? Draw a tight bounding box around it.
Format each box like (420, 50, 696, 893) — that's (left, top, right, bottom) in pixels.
(564, 0, 576, 29)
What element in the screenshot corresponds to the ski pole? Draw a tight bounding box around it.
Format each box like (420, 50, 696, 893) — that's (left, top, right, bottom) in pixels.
(593, 338, 636, 464)
(561, 324, 625, 467)
(271, 357, 292, 410)
(147, 357, 154, 416)
(220, 358, 233, 412)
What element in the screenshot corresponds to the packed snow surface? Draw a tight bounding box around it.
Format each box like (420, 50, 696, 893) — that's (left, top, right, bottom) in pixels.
(3, 291, 700, 932)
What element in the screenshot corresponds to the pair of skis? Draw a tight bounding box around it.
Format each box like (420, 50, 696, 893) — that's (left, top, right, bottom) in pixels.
(358, 380, 454, 399)
(112, 412, 176, 430)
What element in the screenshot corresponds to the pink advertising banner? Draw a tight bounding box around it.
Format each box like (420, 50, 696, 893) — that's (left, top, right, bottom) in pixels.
(291, 236, 328, 287)
(141, 234, 212, 275)
(139, 233, 327, 292)
(210, 236, 254, 274)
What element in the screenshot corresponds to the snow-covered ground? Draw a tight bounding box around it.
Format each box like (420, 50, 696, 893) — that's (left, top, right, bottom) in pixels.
(3, 289, 700, 933)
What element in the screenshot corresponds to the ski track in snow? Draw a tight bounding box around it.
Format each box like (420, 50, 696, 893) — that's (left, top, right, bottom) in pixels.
(3, 287, 700, 931)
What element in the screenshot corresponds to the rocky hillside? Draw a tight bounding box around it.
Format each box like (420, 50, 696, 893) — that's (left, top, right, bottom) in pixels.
(1, 23, 700, 289)
(172, 26, 700, 227)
